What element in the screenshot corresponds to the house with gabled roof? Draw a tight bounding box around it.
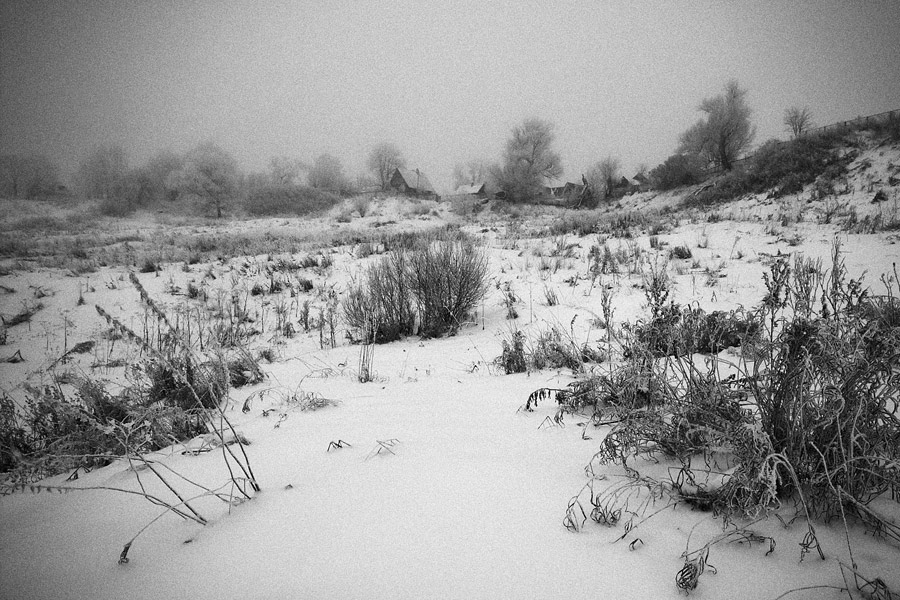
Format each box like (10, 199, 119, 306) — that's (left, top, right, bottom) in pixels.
(544, 180, 585, 199)
(453, 182, 487, 198)
(390, 167, 438, 199)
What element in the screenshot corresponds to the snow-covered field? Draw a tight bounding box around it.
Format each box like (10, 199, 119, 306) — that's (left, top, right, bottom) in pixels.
(2, 139, 900, 599)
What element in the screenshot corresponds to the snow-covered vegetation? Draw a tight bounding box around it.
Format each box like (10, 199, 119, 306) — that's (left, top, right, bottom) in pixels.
(2, 130, 900, 599)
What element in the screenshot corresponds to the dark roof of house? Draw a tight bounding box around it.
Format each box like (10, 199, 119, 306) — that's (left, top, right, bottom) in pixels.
(393, 168, 436, 194)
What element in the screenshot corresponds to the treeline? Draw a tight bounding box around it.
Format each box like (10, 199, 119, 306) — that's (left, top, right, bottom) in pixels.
(0, 139, 417, 218)
(458, 81, 898, 205)
(0, 154, 60, 200)
(69, 142, 362, 218)
(4, 79, 898, 215)
(447, 81, 760, 203)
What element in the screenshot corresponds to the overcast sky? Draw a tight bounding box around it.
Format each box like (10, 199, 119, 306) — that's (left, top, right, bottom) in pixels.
(2, 0, 899, 192)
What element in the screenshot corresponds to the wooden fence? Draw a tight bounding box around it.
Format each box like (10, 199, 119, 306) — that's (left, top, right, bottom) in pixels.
(707, 107, 900, 174)
(801, 108, 900, 138)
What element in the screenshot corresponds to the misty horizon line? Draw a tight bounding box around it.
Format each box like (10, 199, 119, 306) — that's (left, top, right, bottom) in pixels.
(20, 103, 897, 196)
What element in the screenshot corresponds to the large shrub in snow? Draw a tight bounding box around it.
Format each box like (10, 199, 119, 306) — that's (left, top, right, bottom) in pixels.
(344, 230, 490, 342)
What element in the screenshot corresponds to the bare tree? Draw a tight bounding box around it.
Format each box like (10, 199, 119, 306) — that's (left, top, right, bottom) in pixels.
(493, 118, 563, 202)
(450, 164, 467, 190)
(0, 154, 59, 198)
(355, 172, 379, 191)
(74, 148, 174, 213)
(242, 171, 270, 194)
(367, 143, 406, 191)
(678, 80, 755, 171)
(75, 145, 129, 199)
(307, 153, 351, 193)
(588, 155, 621, 197)
(142, 149, 184, 202)
(167, 142, 238, 218)
(784, 106, 814, 138)
(268, 156, 307, 186)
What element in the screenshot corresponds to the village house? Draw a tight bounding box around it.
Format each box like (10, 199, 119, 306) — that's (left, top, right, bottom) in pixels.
(544, 180, 586, 199)
(453, 182, 487, 198)
(390, 167, 439, 199)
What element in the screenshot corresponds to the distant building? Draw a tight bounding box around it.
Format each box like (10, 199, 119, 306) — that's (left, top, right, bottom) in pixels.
(560, 181, 586, 198)
(627, 172, 651, 193)
(390, 168, 438, 199)
(453, 182, 487, 198)
(545, 181, 585, 199)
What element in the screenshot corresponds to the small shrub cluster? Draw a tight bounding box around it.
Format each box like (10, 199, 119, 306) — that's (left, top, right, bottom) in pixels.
(496, 326, 604, 375)
(344, 230, 490, 342)
(669, 245, 692, 260)
(627, 305, 761, 358)
(1, 378, 208, 479)
(501, 283, 519, 319)
(1, 274, 262, 489)
(547, 212, 602, 237)
(145, 357, 228, 410)
(378, 224, 463, 252)
(842, 204, 900, 234)
(598, 211, 645, 238)
(498, 330, 527, 374)
(588, 243, 619, 277)
(530, 327, 603, 372)
(2, 276, 262, 560)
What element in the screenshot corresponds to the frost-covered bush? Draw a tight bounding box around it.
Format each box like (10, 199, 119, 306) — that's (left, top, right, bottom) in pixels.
(406, 233, 490, 337)
(344, 230, 490, 341)
(343, 249, 415, 343)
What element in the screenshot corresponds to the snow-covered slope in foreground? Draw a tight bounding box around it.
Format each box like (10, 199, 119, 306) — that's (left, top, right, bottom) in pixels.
(2, 357, 898, 599)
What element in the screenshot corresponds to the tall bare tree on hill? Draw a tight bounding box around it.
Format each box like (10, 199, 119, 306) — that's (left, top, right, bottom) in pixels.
(268, 156, 307, 186)
(784, 106, 814, 138)
(367, 143, 406, 191)
(492, 118, 563, 202)
(308, 153, 351, 194)
(451, 158, 490, 189)
(75, 145, 129, 199)
(678, 80, 755, 171)
(167, 142, 238, 218)
(139, 149, 184, 203)
(590, 155, 621, 198)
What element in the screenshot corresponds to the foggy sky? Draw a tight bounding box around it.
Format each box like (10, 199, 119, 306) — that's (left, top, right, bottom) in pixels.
(2, 0, 899, 193)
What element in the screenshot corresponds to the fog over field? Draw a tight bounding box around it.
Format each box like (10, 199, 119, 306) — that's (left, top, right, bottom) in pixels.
(2, 1, 899, 191)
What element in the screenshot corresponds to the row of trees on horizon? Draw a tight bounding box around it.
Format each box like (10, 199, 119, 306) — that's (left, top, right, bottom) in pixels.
(0, 80, 821, 214)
